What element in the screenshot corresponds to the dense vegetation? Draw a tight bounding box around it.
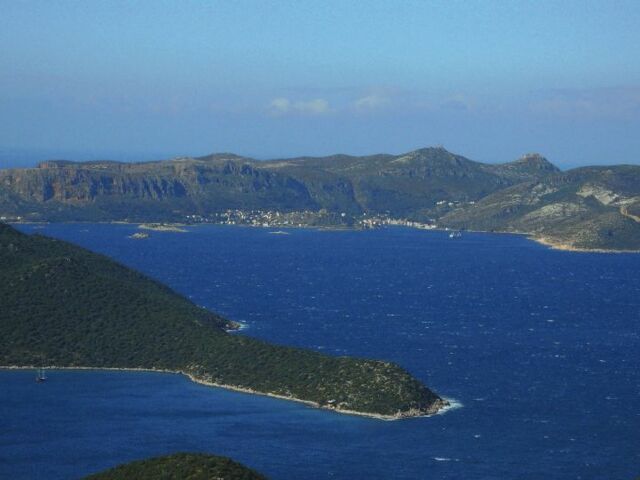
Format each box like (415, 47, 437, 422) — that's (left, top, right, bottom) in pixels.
(83, 453, 267, 480)
(0, 223, 445, 417)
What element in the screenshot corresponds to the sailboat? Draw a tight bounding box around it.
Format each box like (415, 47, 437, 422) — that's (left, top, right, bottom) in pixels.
(35, 367, 46, 383)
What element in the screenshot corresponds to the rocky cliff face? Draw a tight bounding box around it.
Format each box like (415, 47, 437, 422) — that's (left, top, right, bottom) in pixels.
(1, 166, 189, 203)
(0, 156, 321, 220)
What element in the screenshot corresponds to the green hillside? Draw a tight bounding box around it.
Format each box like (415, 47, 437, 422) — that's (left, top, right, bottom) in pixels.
(0, 223, 446, 418)
(83, 453, 267, 480)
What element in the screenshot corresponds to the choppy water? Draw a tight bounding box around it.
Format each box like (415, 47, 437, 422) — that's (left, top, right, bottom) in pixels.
(2, 224, 639, 479)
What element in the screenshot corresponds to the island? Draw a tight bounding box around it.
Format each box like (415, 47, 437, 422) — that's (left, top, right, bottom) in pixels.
(0, 223, 447, 419)
(138, 223, 188, 233)
(128, 232, 150, 239)
(83, 453, 267, 480)
(0, 147, 638, 251)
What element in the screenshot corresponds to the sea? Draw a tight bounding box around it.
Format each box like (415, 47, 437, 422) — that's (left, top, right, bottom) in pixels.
(1, 224, 639, 480)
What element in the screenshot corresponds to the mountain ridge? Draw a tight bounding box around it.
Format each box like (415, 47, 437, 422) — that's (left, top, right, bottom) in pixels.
(1, 146, 638, 251)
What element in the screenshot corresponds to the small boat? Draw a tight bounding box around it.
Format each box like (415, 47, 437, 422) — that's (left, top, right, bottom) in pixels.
(35, 367, 47, 383)
(449, 231, 462, 239)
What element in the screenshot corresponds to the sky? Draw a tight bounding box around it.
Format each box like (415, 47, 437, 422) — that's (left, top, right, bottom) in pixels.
(1, 0, 640, 168)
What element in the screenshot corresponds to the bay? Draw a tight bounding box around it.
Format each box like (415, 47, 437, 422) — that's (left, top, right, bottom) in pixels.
(1, 224, 639, 479)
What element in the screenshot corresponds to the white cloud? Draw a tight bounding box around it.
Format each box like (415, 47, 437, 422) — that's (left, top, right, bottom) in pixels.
(353, 93, 391, 111)
(268, 97, 292, 114)
(267, 97, 330, 116)
(295, 98, 329, 115)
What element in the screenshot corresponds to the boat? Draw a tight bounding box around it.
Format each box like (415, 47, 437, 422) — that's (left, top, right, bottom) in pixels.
(35, 367, 46, 383)
(448, 231, 462, 239)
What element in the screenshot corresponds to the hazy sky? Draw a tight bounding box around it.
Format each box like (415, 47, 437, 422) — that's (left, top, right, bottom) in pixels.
(2, 1, 640, 168)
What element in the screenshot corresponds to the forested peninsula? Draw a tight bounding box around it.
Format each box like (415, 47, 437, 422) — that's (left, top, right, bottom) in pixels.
(0, 223, 447, 419)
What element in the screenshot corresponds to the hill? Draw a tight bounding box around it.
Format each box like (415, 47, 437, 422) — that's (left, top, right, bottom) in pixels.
(83, 453, 267, 480)
(440, 164, 640, 251)
(0, 147, 638, 251)
(0, 223, 446, 418)
(0, 147, 559, 221)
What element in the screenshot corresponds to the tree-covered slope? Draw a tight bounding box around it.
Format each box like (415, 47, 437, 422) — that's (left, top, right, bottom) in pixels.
(83, 453, 267, 480)
(0, 223, 446, 417)
(262, 148, 558, 217)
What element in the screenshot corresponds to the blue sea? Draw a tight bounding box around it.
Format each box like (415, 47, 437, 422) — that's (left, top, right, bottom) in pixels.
(2, 224, 639, 479)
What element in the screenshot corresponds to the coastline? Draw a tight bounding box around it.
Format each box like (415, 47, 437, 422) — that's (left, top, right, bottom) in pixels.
(0, 365, 448, 421)
(11, 219, 639, 253)
(531, 235, 640, 254)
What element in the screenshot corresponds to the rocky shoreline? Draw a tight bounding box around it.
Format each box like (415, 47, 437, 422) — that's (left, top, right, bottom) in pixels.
(0, 365, 449, 420)
(532, 236, 640, 254)
(138, 223, 187, 232)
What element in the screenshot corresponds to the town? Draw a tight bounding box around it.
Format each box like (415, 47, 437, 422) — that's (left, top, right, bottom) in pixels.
(183, 209, 439, 231)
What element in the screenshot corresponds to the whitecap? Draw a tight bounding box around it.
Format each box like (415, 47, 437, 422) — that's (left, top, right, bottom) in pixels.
(228, 322, 249, 332)
(436, 397, 463, 415)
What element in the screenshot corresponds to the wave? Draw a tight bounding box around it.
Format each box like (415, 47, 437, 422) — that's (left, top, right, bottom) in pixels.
(228, 322, 249, 332)
(436, 397, 463, 415)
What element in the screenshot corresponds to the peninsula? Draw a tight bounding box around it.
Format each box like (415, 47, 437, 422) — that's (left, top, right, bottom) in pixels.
(0, 147, 639, 251)
(0, 223, 447, 419)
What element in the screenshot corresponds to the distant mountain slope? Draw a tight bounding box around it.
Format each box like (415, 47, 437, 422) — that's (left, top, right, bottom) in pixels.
(84, 453, 267, 480)
(0, 146, 638, 251)
(0, 147, 559, 221)
(262, 148, 560, 217)
(0, 156, 318, 221)
(440, 165, 640, 251)
(0, 223, 446, 418)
